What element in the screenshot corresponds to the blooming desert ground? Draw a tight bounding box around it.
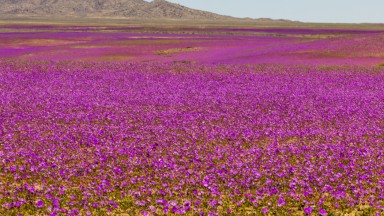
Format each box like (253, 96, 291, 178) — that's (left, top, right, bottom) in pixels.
(0, 22, 384, 215)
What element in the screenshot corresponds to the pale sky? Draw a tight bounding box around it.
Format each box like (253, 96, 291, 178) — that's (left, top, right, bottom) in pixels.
(159, 0, 384, 23)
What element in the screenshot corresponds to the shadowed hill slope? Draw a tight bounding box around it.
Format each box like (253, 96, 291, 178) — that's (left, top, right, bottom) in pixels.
(0, 0, 233, 19)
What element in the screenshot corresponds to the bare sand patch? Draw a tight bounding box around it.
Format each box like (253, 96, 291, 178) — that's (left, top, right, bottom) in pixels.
(3, 39, 85, 48)
(155, 47, 203, 55)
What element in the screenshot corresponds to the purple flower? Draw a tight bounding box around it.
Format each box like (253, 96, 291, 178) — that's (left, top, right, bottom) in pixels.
(10, 165, 17, 172)
(208, 199, 218, 207)
(36, 199, 44, 209)
(304, 206, 313, 215)
(277, 197, 286, 207)
(13, 202, 22, 208)
(149, 205, 156, 213)
(92, 202, 99, 208)
(71, 209, 79, 214)
(171, 206, 178, 213)
(184, 200, 191, 207)
(319, 208, 328, 216)
(262, 207, 269, 214)
(52, 198, 60, 208)
(169, 200, 177, 207)
(156, 199, 166, 205)
(136, 201, 146, 206)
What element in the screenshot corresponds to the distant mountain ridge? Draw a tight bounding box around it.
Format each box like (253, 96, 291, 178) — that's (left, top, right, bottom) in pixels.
(0, 0, 234, 20)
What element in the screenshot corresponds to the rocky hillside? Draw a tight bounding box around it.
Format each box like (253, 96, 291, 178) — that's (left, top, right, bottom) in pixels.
(0, 0, 232, 19)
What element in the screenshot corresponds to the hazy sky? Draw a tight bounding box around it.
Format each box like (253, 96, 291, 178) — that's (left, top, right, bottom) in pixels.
(162, 0, 384, 23)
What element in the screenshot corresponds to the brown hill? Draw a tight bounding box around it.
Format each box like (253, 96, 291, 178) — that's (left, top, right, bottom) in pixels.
(0, 0, 233, 19)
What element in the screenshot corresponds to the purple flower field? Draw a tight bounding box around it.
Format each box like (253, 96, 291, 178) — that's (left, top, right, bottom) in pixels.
(1, 60, 383, 215)
(1, 26, 384, 66)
